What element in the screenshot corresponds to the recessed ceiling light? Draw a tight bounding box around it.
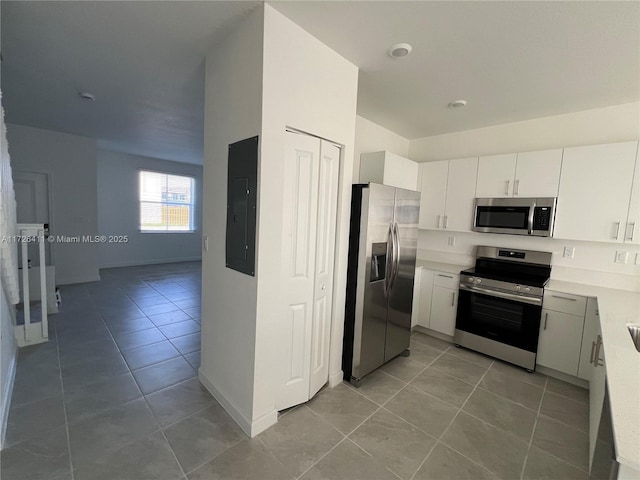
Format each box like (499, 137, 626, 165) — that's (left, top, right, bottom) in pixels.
(78, 92, 96, 102)
(448, 100, 467, 109)
(387, 43, 412, 59)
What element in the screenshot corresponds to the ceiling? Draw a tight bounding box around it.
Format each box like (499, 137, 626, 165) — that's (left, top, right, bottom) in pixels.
(2, 1, 638, 165)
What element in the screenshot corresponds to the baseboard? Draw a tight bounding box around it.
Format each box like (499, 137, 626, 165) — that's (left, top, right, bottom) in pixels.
(99, 256, 202, 269)
(0, 350, 17, 449)
(412, 325, 455, 343)
(56, 273, 101, 286)
(329, 370, 344, 388)
(197, 369, 277, 438)
(535, 365, 589, 389)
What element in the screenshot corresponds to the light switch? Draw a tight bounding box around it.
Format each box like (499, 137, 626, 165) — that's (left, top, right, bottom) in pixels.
(563, 247, 575, 259)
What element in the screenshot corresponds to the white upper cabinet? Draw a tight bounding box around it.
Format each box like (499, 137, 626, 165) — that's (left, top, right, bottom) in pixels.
(624, 147, 640, 244)
(514, 149, 563, 197)
(476, 153, 517, 198)
(554, 141, 638, 243)
(418, 161, 448, 229)
(476, 150, 562, 198)
(359, 151, 419, 191)
(419, 157, 478, 231)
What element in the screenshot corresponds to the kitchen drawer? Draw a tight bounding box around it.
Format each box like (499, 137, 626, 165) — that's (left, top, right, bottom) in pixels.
(543, 290, 587, 316)
(433, 272, 459, 289)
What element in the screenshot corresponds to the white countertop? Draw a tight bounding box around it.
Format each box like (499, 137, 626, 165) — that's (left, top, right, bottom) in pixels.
(547, 280, 640, 471)
(415, 260, 470, 275)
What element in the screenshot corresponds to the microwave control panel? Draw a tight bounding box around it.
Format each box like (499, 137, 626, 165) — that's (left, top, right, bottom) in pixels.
(533, 207, 551, 230)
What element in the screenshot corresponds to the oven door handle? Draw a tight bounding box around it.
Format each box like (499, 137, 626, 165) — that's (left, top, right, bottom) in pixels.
(459, 283, 543, 306)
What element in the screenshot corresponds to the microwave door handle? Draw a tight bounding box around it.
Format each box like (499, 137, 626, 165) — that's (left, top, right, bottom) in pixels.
(528, 202, 536, 235)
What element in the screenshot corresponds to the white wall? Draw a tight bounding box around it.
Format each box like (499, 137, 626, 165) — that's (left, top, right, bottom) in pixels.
(97, 150, 202, 268)
(199, 5, 263, 434)
(409, 102, 640, 162)
(353, 115, 410, 180)
(253, 4, 358, 431)
(6, 124, 100, 284)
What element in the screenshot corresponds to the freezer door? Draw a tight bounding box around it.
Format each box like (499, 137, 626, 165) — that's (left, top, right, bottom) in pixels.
(385, 188, 420, 362)
(353, 184, 395, 380)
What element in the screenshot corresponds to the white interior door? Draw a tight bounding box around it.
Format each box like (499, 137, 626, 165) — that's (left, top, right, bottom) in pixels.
(309, 140, 340, 398)
(278, 132, 321, 410)
(13, 170, 52, 266)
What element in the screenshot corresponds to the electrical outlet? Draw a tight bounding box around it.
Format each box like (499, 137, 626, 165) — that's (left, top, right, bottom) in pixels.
(615, 251, 628, 264)
(563, 246, 575, 258)
(447, 236, 456, 246)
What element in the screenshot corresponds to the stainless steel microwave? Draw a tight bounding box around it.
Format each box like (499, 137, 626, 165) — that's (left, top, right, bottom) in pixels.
(472, 197, 557, 237)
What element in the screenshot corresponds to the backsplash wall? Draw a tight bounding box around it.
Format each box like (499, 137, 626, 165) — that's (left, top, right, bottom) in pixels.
(419, 230, 640, 292)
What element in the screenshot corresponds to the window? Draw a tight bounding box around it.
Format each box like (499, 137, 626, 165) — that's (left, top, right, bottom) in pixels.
(139, 171, 195, 232)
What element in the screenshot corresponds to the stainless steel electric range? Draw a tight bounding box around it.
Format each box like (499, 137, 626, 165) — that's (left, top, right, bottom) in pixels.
(454, 246, 552, 371)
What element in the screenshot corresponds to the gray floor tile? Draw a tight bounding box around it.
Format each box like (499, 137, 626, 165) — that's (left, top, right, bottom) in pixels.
(58, 337, 121, 369)
(115, 327, 166, 351)
(187, 438, 294, 480)
(380, 355, 427, 382)
(463, 388, 537, 441)
(11, 358, 62, 407)
(65, 372, 142, 424)
(540, 390, 589, 432)
(415, 442, 498, 480)
(447, 345, 494, 368)
(56, 322, 112, 346)
(146, 377, 215, 427)
(174, 297, 200, 309)
(68, 398, 159, 469)
(300, 439, 399, 480)
(523, 446, 589, 480)
(5, 395, 66, 447)
(133, 356, 195, 394)
(349, 409, 436, 479)
(183, 307, 201, 320)
(0, 425, 71, 480)
(259, 406, 343, 477)
(185, 351, 201, 369)
(479, 365, 545, 410)
(73, 431, 183, 480)
(170, 332, 201, 355)
(532, 415, 589, 471)
(492, 360, 547, 387)
(140, 303, 181, 316)
(546, 377, 589, 404)
(411, 367, 474, 407)
(159, 320, 200, 339)
(306, 383, 378, 435)
(407, 340, 443, 366)
(100, 306, 146, 322)
(105, 316, 156, 336)
(61, 353, 129, 390)
(132, 294, 172, 306)
(347, 369, 405, 405)
(163, 290, 198, 302)
(148, 310, 192, 326)
(441, 412, 529, 480)
(164, 403, 247, 472)
(430, 353, 489, 385)
(385, 385, 458, 437)
(123, 340, 181, 370)
(410, 331, 452, 351)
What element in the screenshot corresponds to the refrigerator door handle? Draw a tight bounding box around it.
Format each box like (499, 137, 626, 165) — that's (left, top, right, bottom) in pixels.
(384, 222, 394, 297)
(390, 222, 401, 291)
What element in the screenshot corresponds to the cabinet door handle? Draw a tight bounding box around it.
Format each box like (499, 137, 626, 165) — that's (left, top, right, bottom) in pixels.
(436, 215, 441, 229)
(443, 216, 448, 229)
(590, 341, 597, 364)
(594, 334, 604, 367)
(627, 222, 636, 241)
(438, 274, 453, 279)
(514, 179, 520, 195)
(451, 292, 455, 307)
(613, 221, 621, 240)
(543, 312, 548, 330)
(504, 180, 510, 195)
(551, 295, 577, 302)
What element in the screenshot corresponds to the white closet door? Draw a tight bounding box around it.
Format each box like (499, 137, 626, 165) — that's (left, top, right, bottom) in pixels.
(278, 132, 321, 410)
(309, 140, 340, 398)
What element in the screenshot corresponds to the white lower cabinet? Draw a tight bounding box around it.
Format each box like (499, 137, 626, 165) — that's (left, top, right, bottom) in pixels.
(537, 290, 588, 376)
(417, 269, 434, 328)
(578, 298, 600, 381)
(430, 285, 458, 336)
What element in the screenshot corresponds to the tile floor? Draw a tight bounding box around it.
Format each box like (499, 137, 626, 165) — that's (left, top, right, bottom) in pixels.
(2, 262, 591, 480)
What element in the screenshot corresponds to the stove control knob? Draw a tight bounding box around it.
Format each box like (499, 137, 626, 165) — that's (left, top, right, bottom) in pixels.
(515, 285, 522, 291)
(524, 287, 531, 293)
(468, 277, 475, 283)
(475, 278, 482, 284)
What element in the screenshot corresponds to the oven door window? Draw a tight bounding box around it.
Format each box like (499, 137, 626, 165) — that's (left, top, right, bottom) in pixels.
(476, 206, 530, 229)
(456, 290, 541, 352)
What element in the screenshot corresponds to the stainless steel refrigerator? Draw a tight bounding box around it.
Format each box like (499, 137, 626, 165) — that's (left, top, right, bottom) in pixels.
(343, 183, 420, 386)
